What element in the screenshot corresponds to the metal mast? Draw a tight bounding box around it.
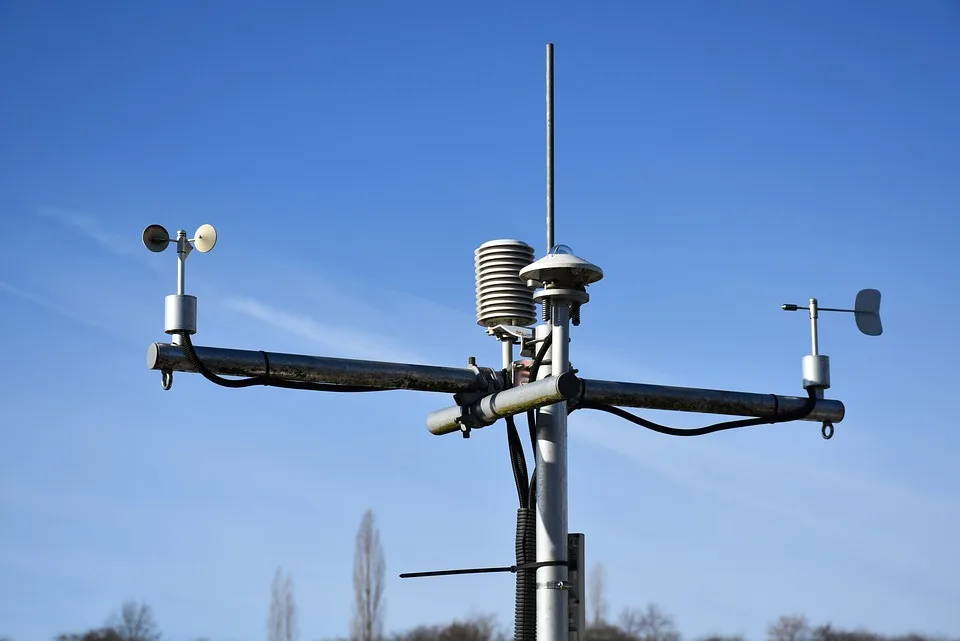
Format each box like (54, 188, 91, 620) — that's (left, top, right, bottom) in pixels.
(536, 42, 569, 641)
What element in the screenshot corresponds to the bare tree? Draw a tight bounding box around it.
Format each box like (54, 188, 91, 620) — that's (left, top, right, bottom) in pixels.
(352, 508, 387, 641)
(108, 601, 161, 641)
(619, 603, 680, 641)
(268, 566, 299, 641)
(56, 631, 123, 641)
(589, 563, 608, 626)
(393, 615, 506, 641)
(768, 616, 811, 641)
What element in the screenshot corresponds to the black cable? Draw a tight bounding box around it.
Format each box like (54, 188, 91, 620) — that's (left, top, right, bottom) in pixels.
(518, 333, 553, 641)
(572, 388, 819, 437)
(176, 331, 387, 393)
(506, 415, 529, 508)
(501, 361, 530, 509)
(514, 506, 536, 641)
(527, 467, 537, 506)
(400, 565, 514, 579)
(399, 559, 568, 579)
(522, 333, 554, 508)
(525, 333, 554, 452)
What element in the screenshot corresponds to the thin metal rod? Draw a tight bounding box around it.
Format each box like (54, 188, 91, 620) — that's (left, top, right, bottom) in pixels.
(536, 305, 569, 641)
(810, 297, 819, 356)
(148, 342, 483, 393)
(426, 371, 580, 436)
(546, 42, 555, 253)
(579, 379, 845, 424)
(784, 306, 857, 314)
(177, 256, 185, 295)
(176, 232, 187, 296)
(502, 339, 514, 372)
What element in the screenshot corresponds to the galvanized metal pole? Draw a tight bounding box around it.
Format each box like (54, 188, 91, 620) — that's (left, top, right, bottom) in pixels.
(148, 342, 485, 393)
(536, 304, 570, 641)
(578, 379, 845, 424)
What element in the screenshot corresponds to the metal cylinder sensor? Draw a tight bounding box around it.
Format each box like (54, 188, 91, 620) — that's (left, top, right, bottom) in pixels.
(802, 354, 831, 391)
(475, 239, 537, 328)
(165, 294, 198, 335)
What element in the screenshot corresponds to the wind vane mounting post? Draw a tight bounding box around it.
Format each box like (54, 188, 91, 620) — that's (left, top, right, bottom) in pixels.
(141, 44, 881, 641)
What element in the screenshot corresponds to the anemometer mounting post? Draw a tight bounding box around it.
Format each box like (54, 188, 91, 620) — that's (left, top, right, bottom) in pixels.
(140, 45, 883, 641)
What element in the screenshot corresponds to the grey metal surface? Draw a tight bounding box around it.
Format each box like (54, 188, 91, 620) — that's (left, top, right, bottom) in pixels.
(175, 229, 192, 295)
(802, 354, 831, 392)
(567, 533, 586, 641)
(809, 297, 820, 355)
(579, 379, 845, 423)
(502, 339, 514, 372)
(537, 306, 570, 641)
(147, 342, 485, 393)
(425, 371, 580, 436)
(164, 294, 197, 335)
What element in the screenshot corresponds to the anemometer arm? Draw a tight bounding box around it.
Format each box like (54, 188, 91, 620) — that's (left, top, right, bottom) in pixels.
(578, 378, 844, 424)
(141, 222, 855, 435)
(148, 342, 490, 394)
(148, 339, 846, 433)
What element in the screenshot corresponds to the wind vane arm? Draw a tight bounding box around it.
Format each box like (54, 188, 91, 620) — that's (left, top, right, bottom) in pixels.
(577, 379, 844, 424)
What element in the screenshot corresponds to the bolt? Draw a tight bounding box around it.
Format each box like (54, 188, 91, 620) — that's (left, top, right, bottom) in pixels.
(542, 300, 551, 322)
(571, 303, 581, 326)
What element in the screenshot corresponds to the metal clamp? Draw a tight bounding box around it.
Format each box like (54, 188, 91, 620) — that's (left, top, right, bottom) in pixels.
(450, 360, 504, 438)
(537, 581, 572, 590)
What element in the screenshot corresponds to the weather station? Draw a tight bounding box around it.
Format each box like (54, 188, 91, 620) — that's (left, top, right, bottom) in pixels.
(140, 45, 882, 641)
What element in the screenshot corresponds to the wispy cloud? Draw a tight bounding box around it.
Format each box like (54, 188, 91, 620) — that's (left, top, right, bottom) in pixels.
(36, 206, 165, 276)
(37, 206, 132, 256)
(568, 409, 959, 594)
(0, 280, 130, 340)
(221, 295, 426, 364)
(570, 412, 833, 527)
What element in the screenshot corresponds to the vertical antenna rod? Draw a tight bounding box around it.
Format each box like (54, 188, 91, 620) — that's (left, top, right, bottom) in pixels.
(809, 298, 820, 355)
(546, 42, 555, 253)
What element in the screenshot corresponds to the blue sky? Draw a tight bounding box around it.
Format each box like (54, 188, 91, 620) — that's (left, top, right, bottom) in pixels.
(1, 1, 958, 640)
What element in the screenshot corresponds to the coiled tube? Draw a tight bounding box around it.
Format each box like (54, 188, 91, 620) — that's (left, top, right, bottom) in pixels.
(515, 507, 537, 641)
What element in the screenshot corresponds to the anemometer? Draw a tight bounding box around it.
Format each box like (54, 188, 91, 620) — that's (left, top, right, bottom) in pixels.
(142, 224, 218, 389)
(140, 45, 882, 641)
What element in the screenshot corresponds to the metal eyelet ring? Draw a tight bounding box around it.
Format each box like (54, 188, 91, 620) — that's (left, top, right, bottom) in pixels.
(821, 421, 834, 440)
(161, 370, 174, 391)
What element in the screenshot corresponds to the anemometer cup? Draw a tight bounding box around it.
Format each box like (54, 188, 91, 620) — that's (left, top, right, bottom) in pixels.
(165, 294, 198, 336)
